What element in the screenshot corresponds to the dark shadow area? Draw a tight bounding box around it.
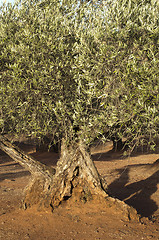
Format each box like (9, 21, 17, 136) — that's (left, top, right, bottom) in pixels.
(91, 137, 159, 162)
(92, 147, 159, 162)
(0, 151, 25, 170)
(0, 150, 30, 182)
(0, 171, 31, 182)
(31, 151, 59, 167)
(108, 167, 159, 217)
(0, 153, 13, 164)
(14, 141, 36, 150)
(128, 149, 159, 158)
(11, 141, 59, 167)
(0, 162, 23, 169)
(0, 149, 6, 156)
(0, 141, 59, 168)
(91, 149, 125, 162)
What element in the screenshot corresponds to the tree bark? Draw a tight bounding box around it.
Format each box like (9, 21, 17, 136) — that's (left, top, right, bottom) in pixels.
(49, 140, 108, 209)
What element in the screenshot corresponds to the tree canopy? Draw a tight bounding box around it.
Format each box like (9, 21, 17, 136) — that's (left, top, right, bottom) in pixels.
(0, 0, 159, 152)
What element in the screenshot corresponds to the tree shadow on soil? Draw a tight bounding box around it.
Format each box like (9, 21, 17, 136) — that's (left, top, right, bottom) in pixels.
(0, 152, 31, 182)
(91, 138, 159, 162)
(91, 149, 125, 162)
(0, 153, 13, 164)
(92, 148, 159, 162)
(0, 143, 57, 184)
(0, 162, 24, 169)
(31, 151, 59, 167)
(107, 167, 159, 217)
(0, 171, 31, 182)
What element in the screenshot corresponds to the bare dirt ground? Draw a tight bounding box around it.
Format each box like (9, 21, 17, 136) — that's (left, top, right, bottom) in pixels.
(1, 142, 159, 240)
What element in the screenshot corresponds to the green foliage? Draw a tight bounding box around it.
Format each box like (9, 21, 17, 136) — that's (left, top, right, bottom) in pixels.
(0, 0, 158, 151)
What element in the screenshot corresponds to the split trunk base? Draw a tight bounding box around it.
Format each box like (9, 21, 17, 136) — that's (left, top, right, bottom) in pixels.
(23, 141, 108, 210)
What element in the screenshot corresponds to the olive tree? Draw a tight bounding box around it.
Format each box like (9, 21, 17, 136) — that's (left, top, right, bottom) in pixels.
(0, 0, 158, 211)
(93, 0, 159, 152)
(0, 0, 110, 209)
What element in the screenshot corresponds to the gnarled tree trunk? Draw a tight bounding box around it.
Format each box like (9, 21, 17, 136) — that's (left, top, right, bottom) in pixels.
(49, 141, 108, 209)
(0, 135, 138, 220)
(0, 135, 107, 210)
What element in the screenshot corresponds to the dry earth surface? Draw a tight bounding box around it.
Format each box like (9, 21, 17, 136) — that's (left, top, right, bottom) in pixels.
(1, 141, 159, 240)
